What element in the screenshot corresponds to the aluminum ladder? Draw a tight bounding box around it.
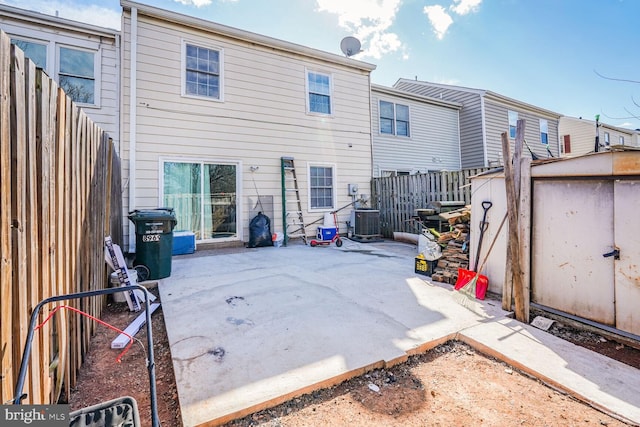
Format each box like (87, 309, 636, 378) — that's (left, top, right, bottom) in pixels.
(280, 157, 307, 245)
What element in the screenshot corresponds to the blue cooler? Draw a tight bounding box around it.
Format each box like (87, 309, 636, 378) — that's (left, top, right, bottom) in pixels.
(317, 226, 337, 241)
(172, 231, 196, 255)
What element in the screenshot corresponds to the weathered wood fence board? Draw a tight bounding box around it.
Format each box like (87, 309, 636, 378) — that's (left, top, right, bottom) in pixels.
(372, 168, 491, 237)
(0, 30, 123, 405)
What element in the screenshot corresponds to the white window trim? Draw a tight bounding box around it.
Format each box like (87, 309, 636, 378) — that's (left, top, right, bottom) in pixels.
(307, 162, 337, 212)
(56, 43, 101, 108)
(378, 99, 411, 137)
(159, 156, 242, 242)
(181, 39, 224, 103)
(305, 68, 334, 116)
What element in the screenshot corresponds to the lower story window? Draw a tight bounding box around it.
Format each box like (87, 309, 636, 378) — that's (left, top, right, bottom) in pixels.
(163, 161, 237, 240)
(309, 165, 334, 209)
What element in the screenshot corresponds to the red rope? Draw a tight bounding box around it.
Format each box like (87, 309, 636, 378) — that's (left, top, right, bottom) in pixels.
(36, 305, 135, 363)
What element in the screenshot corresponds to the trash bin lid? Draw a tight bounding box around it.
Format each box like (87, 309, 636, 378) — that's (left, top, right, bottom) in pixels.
(128, 208, 176, 221)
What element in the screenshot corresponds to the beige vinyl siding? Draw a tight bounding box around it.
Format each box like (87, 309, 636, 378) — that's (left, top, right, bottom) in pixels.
(559, 116, 636, 156)
(371, 88, 460, 176)
(483, 100, 560, 163)
(394, 80, 484, 168)
(122, 11, 374, 246)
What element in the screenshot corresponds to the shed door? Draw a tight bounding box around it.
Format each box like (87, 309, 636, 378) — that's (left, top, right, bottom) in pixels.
(614, 180, 640, 335)
(531, 180, 615, 325)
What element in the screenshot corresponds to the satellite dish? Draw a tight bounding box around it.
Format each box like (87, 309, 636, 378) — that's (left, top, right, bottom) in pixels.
(340, 36, 362, 57)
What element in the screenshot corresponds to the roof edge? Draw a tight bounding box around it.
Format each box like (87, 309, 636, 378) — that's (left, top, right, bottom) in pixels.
(0, 3, 119, 36)
(371, 84, 462, 109)
(121, 0, 376, 72)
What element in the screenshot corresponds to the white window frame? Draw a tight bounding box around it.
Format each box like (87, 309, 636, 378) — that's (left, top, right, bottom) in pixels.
(604, 132, 610, 145)
(181, 39, 224, 102)
(379, 100, 411, 137)
(159, 157, 242, 243)
(619, 136, 625, 145)
(508, 110, 518, 138)
(539, 119, 549, 145)
(56, 44, 100, 107)
(307, 162, 337, 211)
(305, 68, 333, 116)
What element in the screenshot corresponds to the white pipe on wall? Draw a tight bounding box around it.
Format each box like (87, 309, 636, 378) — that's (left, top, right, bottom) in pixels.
(128, 7, 138, 251)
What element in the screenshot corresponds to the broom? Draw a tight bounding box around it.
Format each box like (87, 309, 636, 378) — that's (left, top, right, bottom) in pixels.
(454, 213, 508, 308)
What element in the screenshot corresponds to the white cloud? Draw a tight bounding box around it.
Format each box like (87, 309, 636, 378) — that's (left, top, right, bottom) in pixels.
(450, 0, 482, 15)
(423, 5, 453, 40)
(423, 0, 481, 40)
(315, 0, 405, 59)
(173, 0, 215, 7)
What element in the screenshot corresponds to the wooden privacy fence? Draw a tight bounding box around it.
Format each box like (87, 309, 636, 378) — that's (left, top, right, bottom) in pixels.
(0, 31, 123, 405)
(371, 168, 491, 237)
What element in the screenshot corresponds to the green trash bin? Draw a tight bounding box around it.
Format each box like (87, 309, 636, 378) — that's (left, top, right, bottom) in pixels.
(129, 208, 177, 280)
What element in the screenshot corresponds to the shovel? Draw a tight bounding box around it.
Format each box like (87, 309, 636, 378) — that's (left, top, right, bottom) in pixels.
(454, 201, 493, 300)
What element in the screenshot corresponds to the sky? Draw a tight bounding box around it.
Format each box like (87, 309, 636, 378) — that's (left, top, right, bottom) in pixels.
(6, 0, 640, 130)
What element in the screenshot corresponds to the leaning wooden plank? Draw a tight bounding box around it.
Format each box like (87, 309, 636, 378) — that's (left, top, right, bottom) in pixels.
(111, 303, 161, 349)
(0, 30, 14, 404)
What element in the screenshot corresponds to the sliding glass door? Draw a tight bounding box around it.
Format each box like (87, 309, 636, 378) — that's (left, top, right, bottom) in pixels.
(163, 160, 237, 241)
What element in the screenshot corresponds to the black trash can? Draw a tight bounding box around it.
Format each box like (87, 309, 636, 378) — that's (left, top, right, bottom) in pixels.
(129, 208, 177, 280)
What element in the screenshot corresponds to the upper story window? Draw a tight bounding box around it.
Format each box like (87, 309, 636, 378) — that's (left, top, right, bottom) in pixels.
(380, 101, 410, 137)
(508, 110, 518, 138)
(540, 119, 548, 144)
(619, 136, 625, 145)
(184, 43, 221, 100)
(307, 71, 332, 114)
(309, 165, 334, 209)
(10, 38, 47, 68)
(58, 46, 96, 105)
(604, 132, 610, 146)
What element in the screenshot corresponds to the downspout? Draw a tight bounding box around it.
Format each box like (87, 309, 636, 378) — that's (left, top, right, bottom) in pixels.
(480, 94, 488, 167)
(128, 7, 138, 251)
(456, 109, 462, 170)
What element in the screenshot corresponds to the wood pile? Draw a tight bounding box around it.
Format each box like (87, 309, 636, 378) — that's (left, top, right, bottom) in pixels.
(430, 206, 471, 284)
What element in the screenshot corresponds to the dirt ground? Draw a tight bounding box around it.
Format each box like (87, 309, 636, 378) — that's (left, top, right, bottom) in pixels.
(67, 290, 640, 427)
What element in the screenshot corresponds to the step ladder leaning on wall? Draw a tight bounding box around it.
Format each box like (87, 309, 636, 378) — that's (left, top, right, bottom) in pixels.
(280, 157, 307, 246)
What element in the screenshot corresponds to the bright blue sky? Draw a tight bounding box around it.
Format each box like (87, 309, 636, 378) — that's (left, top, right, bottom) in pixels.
(8, 0, 640, 130)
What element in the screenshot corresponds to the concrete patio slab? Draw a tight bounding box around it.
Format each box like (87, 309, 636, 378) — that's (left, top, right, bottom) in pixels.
(158, 239, 640, 427)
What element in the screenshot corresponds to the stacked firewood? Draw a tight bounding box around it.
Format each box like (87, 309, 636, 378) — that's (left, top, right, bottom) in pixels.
(430, 206, 471, 284)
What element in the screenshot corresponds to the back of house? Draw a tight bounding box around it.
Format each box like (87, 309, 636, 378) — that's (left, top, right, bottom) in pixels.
(120, 0, 376, 251)
(395, 79, 561, 168)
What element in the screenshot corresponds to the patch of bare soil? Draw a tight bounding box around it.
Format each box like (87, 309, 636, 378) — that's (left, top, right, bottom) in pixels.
(67, 288, 182, 427)
(68, 293, 639, 427)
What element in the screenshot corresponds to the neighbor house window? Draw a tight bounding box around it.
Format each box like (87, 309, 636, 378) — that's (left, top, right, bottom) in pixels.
(619, 136, 625, 145)
(540, 119, 548, 144)
(604, 132, 610, 145)
(185, 43, 221, 99)
(508, 110, 518, 138)
(10, 38, 47, 68)
(307, 71, 332, 114)
(59, 46, 96, 104)
(562, 135, 571, 154)
(309, 165, 334, 209)
(380, 101, 410, 137)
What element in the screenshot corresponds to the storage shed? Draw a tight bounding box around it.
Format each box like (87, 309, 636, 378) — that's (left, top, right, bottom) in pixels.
(470, 147, 640, 338)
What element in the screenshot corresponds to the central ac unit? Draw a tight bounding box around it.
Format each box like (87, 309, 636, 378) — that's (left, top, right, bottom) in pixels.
(351, 209, 380, 237)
